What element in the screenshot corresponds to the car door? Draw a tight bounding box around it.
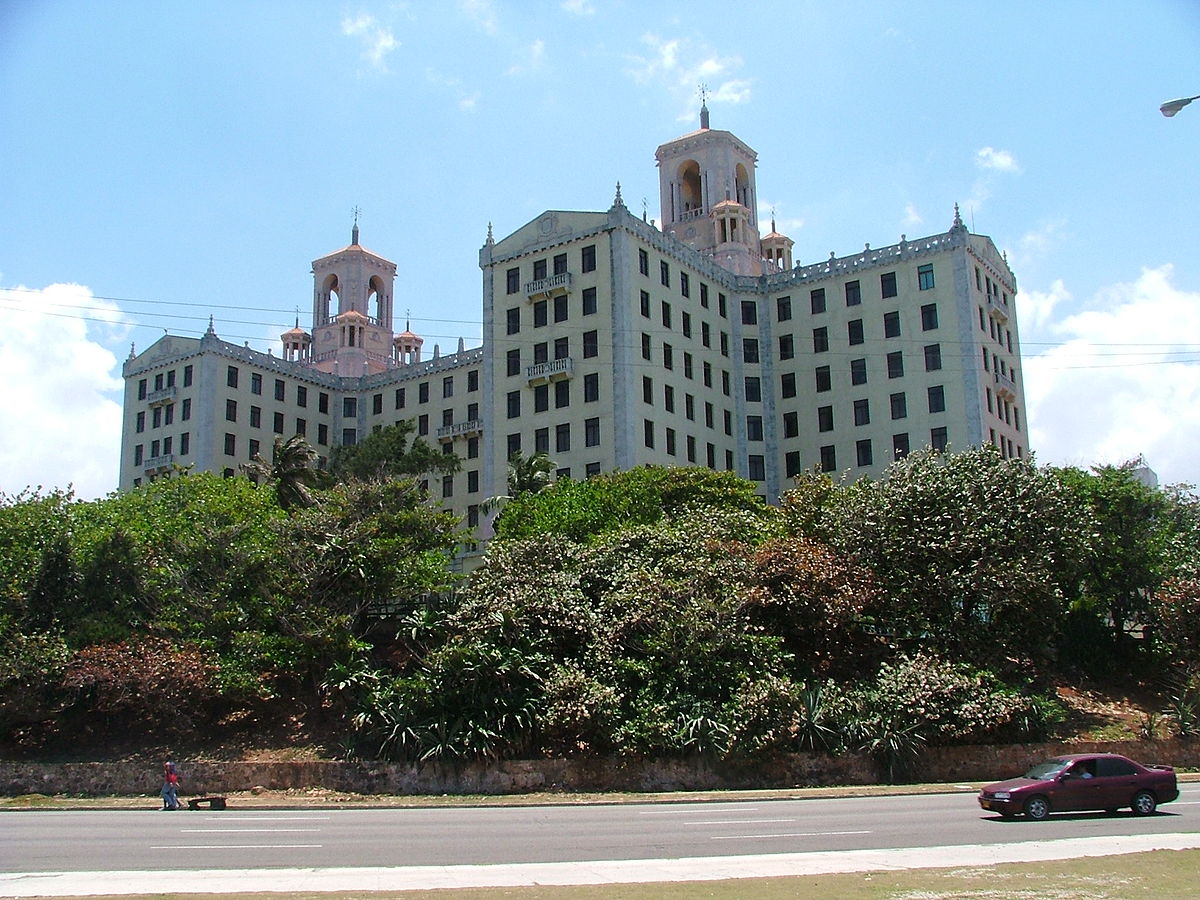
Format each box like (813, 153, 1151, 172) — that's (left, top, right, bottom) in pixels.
(1094, 756, 1138, 809)
(1053, 761, 1101, 811)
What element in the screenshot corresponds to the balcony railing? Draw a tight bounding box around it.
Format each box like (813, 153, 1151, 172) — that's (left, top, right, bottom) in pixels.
(143, 453, 174, 472)
(987, 294, 1009, 324)
(436, 419, 483, 438)
(524, 272, 572, 299)
(526, 357, 574, 383)
(994, 371, 1018, 400)
(147, 386, 176, 406)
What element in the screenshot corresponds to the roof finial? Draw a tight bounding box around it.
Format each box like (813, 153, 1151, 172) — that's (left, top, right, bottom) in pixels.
(698, 83, 710, 129)
(352, 206, 361, 245)
(486, 222, 494, 245)
(205, 315, 216, 336)
(953, 202, 963, 227)
(614, 181, 624, 207)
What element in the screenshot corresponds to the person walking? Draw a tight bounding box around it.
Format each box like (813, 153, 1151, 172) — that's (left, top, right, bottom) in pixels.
(160, 759, 180, 810)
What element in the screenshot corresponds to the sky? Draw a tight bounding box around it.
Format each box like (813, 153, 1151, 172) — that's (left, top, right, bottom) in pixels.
(2, 0, 1199, 500)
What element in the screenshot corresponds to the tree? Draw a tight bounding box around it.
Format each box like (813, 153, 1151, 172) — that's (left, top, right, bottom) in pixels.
(480, 451, 556, 521)
(329, 422, 458, 483)
(242, 435, 328, 510)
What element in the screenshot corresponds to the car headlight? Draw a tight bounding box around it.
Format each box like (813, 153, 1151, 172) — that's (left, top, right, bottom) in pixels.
(992, 791, 1011, 800)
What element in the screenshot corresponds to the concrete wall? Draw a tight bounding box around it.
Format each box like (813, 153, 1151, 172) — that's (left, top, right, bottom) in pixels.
(3, 739, 1198, 797)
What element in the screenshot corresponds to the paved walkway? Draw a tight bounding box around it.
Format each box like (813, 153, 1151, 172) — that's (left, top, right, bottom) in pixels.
(3, 833, 1200, 896)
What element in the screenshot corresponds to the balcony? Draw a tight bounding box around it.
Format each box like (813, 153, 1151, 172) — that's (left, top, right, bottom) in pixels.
(525, 272, 572, 300)
(147, 386, 176, 407)
(994, 370, 1018, 401)
(143, 453, 174, 473)
(526, 357, 574, 384)
(987, 294, 1009, 324)
(437, 419, 483, 439)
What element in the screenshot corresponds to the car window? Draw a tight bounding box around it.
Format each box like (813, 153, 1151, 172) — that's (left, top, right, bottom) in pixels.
(1095, 757, 1137, 777)
(1025, 759, 1070, 780)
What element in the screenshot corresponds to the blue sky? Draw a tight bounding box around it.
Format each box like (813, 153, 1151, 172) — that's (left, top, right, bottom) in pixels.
(2, 0, 1199, 499)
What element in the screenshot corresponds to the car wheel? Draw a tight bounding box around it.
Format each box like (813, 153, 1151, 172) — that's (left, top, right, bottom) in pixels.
(1132, 790, 1157, 816)
(1024, 796, 1050, 821)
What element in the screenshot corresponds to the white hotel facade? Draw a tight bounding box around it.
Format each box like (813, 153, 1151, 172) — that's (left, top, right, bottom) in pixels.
(120, 109, 1028, 543)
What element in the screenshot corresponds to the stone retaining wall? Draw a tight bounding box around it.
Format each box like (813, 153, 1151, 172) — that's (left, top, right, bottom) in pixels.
(2, 739, 1197, 797)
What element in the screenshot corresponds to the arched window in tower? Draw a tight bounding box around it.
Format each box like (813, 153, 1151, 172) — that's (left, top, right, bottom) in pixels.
(321, 274, 341, 324)
(678, 160, 702, 218)
(368, 275, 387, 326)
(735, 163, 750, 210)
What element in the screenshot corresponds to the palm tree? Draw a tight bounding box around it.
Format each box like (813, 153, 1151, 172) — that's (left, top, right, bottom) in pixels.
(480, 451, 555, 518)
(242, 435, 326, 510)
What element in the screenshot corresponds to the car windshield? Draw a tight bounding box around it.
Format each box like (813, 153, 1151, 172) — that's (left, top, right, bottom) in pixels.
(1024, 758, 1071, 780)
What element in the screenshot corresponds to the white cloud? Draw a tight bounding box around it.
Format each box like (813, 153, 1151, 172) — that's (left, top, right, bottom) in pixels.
(902, 203, 923, 228)
(460, 0, 499, 35)
(506, 39, 545, 76)
(341, 13, 399, 72)
(1017, 277, 1070, 333)
(560, 0, 595, 15)
(1023, 265, 1200, 487)
(975, 146, 1021, 173)
(0, 284, 126, 500)
(626, 34, 750, 118)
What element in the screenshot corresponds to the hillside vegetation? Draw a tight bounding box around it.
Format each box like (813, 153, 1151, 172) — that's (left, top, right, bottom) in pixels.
(2, 444, 1198, 780)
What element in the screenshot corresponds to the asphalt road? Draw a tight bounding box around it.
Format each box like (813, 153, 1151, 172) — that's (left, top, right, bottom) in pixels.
(3, 785, 1198, 874)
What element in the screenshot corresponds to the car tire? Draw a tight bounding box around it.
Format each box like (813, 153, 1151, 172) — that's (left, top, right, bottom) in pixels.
(1024, 796, 1050, 821)
(1132, 790, 1157, 816)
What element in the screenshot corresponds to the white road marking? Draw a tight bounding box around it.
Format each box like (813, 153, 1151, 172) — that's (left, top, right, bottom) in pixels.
(686, 818, 795, 825)
(180, 828, 321, 833)
(711, 830, 872, 840)
(639, 806, 760, 815)
(149, 844, 323, 850)
(202, 816, 330, 821)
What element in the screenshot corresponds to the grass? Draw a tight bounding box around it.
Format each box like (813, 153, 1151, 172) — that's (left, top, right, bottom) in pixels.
(27, 849, 1200, 899)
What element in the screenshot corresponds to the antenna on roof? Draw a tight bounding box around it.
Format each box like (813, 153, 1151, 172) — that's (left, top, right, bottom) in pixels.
(698, 83, 710, 129)
(351, 206, 361, 245)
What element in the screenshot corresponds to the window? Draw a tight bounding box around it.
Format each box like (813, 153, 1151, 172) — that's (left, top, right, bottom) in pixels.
(722, 370, 731, 396)
(251, 372, 262, 395)
(641, 333, 651, 360)
(683, 351, 693, 380)
(813, 326, 829, 353)
(720, 331, 729, 356)
(585, 417, 600, 447)
(583, 330, 598, 358)
(640, 290, 650, 318)
(815, 365, 831, 392)
(784, 411, 799, 438)
(665, 427, 676, 456)
(851, 358, 867, 385)
(685, 393, 695, 420)
(506, 390, 520, 418)
(467, 401, 478, 421)
(507, 433, 521, 456)
(884, 310, 901, 338)
(741, 300, 758, 325)
(643, 376, 653, 404)
(533, 259, 547, 281)
(719, 293, 727, 317)
(845, 280, 861, 306)
(584, 373, 599, 402)
(703, 361, 713, 388)
(555, 380, 570, 409)
(701, 321, 711, 348)
(699, 283, 710, 308)
(890, 392, 908, 420)
(924, 343, 942, 371)
(931, 426, 948, 452)
(136, 411, 145, 433)
(506, 307, 520, 335)
(638, 248, 649, 276)
(273, 412, 284, 434)
(921, 303, 939, 331)
(880, 272, 897, 299)
(467, 470, 479, 494)
(779, 334, 794, 360)
(533, 300, 548, 327)
(467, 436, 479, 458)
(660, 260, 670, 286)
(554, 294, 568, 323)
(848, 319, 864, 345)
(663, 343, 674, 370)
(180, 432, 190, 455)
(664, 384, 675, 413)
(373, 393, 383, 415)
(226, 366, 238, 388)
(928, 384, 946, 413)
(296, 418, 306, 437)
(225, 399, 237, 422)
(704, 402, 714, 428)
(681, 311, 692, 339)
(581, 243, 596, 272)
(887, 350, 904, 379)
(747, 415, 763, 441)
(745, 376, 761, 402)
(810, 288, 826, 314)
(742, 338, 759, 364)
(553, 253, 568, 276)
(319, 392, 329, 414)
(893, 433, 910, 460)
(781, 372, 797, 398)
(224, 433, 236, 456)
(644, 419, 655, 449)
(556, 422, 571, 453)
(820, 445, 836, 472)
(183, 365, 193, 387)
(818, 405, 834, 432)
(661, 301, 672, 329)
(748, 454, 766, 481)
(442, 409, 453, 427)
(297, 385, 308, 408)
(582, 286, 597, 315)
(468, 370, 479, 392)
(534, 384, 549, 412)
(856, 439, 873, 467)
(918, 263, 935, 290)
(417, 414, 428, 436)
(686, 435, 696, 463)
(506, 267, 520, 294)
(152, 406, 162, 429)
(535, 427, 549, 454)
(724, 409, 732, 435)
(680, 272, 690, 297)
(777, 295, 792, 321)
(418, 383, 429, 404)
(854, 398, 870, 426)
(274, 379, 285, 402)
(395, 388, 405, 409)
(554, 336, 569, 360)
(154, 372, 163, 392)
(181, 398, 191, 421)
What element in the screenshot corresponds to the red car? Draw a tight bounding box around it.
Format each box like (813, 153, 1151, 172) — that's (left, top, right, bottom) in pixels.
(978, 752, 1179, 820)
